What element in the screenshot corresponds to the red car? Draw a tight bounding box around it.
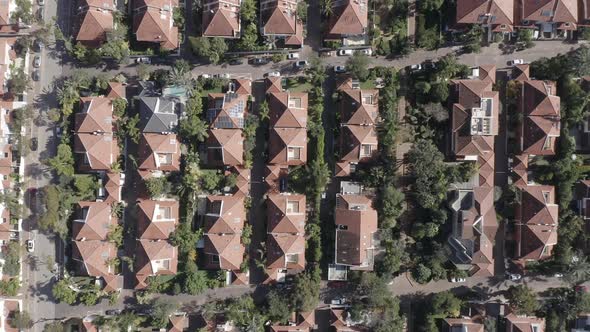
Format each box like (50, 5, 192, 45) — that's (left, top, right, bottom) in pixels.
(575, 285, 588, 293)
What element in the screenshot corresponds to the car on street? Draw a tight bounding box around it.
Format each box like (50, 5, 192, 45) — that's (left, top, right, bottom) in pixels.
(330, 297, 347, 305)
(33, 40, 44, 52)
(576, 285, 589, 293)
(214, 73, 231, 79)
(26, 240, 34, 253)
(507, 273, 522, 281)
(287, 53, 300, 59)
(38, 0, 44, 5)
(264, 71, 281, 77)
(55, 126, 62, 139)
(105, 309, 122, 316)
(337, 49, 354, 56)
(334, 65, 346, 73)
(31, 70, 40, 81)
(408, 64, 422, 71)
(293, 60, 309, 69)
(37, 8, 44, 21)
(135, 57, 151, 64)
(30, 138, 38, 151)
(228, 58, 243, 65)
(199, 74, 211, 79)
(358, 48, 373, 56)
(251, 57, 270, 65)
(33, 55, 41, 68)
(508, 59, 525, 66)
(554, 273, 564, 278)
(450, 277, 466, 283)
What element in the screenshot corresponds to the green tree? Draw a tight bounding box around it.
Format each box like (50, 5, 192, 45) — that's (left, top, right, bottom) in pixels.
(52, 279, 77, 304)
(145, 176, 171, 198)
(240, 0, 257, 23)
(226, 295, 265, 332)
(377, 241, 409, 277)
(46, 143, 75, 177)
(179, 92, 207, 142)
(11, 0, 33, 24)
(296, 1, 308, 22)
(418, 27, 439, 50)
(7, 64, 30, 95)
(169, 223, 202, 255)
(137, 63, 151, 81)
(267, 290, 291, 323)
(406, 139, 450, 210)
(345, 53, 370, 80)
(74, 175, 98, 200)
(0, 278, 20, 296)
(79, 284, 101, 305)
(418, 0, 443, 11)
(10, 311, 32, 330)
(431, 291, 462, 317)
(507, 285, 539, 316)
(107, 224, 124, 247)
(112, 98, 128, 117)
(380, 184, 404, 229)
(237, 23, 259, 51)
(412, 263, 432, 284)
(43, 322, 66, 332)
(291, 271, 320, 311)
(189, 37, 228, 64)
(151, 299, 178, 328)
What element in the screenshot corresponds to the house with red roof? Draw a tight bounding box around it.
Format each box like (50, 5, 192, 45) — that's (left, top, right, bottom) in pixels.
(326, 0, 368, 41)
(138, 133, 181, 171)
(270, 311, 316, 332)
(75, 0, 115, 47)
(135, 239, 178, 288)
(136, 199, 178, 240)
(519, 0, 577, 37)
(133, 0, 179, 49)
(72, 201, 117, 241)
(201, 0, 241, 38)
(456, 0, 513, 32)
(260, 0, 304, 46)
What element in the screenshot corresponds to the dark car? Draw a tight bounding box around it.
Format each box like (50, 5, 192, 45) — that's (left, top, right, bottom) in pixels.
(251, 57, 270, 65)
(30, 137, 38, 151)
(32, 70, 40, 81)
(105, 309, 122, 316)
(37, 8, 45, 21)
(229, 58, 244, 65)
(33, 40, 44, 52)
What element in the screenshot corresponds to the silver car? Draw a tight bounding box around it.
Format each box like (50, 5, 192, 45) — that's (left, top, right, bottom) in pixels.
(33, 55, 40, 68)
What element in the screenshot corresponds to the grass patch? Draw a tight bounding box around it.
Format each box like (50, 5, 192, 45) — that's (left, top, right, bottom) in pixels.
(360, 80, 377, 89)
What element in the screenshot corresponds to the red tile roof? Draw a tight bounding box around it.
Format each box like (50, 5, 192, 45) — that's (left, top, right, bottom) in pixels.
(267, 233, 305, 270)
(339, 89, 379, 126)
(334, 194, 377, 268)
(267, 194, 306, 234)
(206, 129, 244, 166)
(135, 239, 178, 276)
(265, 77, 284, 94)
(72, 240, 117, 277)
(268, 128, 308, 165)
(73, 133, 119, 171)
(519, 80, 560, 155)
(339, 125, 377, 162)
(456, 0, 513, 27)
(201, 0, 240, 38)
(268, 91, 308, 128)
(204, 195, 245, 234)
(137, 199, 178, 240)
(207, 92, 249, 129)
(76, 2, 114, 46)
(72, 201, 116, 241)
(133, 0, 179, 49)
(138, 133, 181, 171)
(327, 0, 368, 37)
(261, 0, 299, 36)
(522, 0, 577, 24)
(75, 96, 114, 133)
(203, 233, 245, 270)
(513, 64, 530, 81)
(505, 314, 545, 332)
(443, 317, 484, 332)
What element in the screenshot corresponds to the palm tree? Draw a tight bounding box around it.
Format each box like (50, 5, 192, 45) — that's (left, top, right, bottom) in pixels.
(321, 0, 334, 16)
(565, 259, 590, 285)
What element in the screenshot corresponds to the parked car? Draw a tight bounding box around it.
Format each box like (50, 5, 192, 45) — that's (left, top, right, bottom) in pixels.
(264, 71, 281, 77)
(33, 40, 44, 52)
(450, 277, 466, 283)
(334, 65, 346, 73)
(55, 126, 62, 139)
(214, 73, 231, 79)
(252, 57, 270, 65)
(32, 70, 40, 81)
(293, 60, 309, 69)
(135, 57, 151, 64)
(199, 74, 211, 79)
(337, 49, 353, 56)
(507, 273, 522, 281)
(105, 309, 122, 316)
(228, 58, 243, 65)
(30, 138, 38, 151)
(408, 64, 422, 71)
(37, 8, 44, 21)
(576, 285, 588, 293)
(33, 55, 41, 68)
(26, 240, 34, 253)
(508, 59, 525, 66)
(358, 48, 373, 56)
(330, 297, 347, 305)
(37, 0, 44, 5)
(287, 53, 300, 59)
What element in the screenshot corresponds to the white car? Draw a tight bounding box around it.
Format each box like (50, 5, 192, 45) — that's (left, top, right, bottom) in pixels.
(287, 53, 300, 59)
(200, 74, 211, 79)
(358, 48, 373, 56)
(33, 55, 41, 68)
(554, 273, 564, 278)
(508, 59, 525, 66)
(334, 65, 346, 73)
(265, 71, 281, 77)
(214, 73, 231, 79)
(409, 64, 422, 71)
(337, 49, 354, 56)
(450, 277, 466, 283)
(135, 57, 151, 64)
(330, 297, 347, 305)
(507, 273, 522, 281)
(293, 60, 309, 69)
(26, 240, 34, 253)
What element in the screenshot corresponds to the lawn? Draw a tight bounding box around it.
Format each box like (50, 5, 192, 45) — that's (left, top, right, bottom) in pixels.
(360, 80, 377, 90)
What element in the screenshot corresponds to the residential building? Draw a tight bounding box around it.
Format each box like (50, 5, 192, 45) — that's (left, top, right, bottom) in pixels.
(0, 0, 19, 33)
(336, 86, 379, 177)
(333, 182, 378, 272)
(514, 185, 558, 262)
(136, 199, 178, 240)
(455, 0, 513, 32)
(443, 317, 484, 332)
(505, 313, 545, 332)
(268, 128, 307, 165)
(72, 240, 117, 276)
(138, 96, 178, 133)
(132, 0, 179, 49)
(270, 312, 316, 332)
(575, 180, 590, 223)
(268, 91, 308, 128)
(135, 239, 178, 288)
(266, 194, 306, 280)
(520, 0, 577, 37)
(202, 195, 245, 270)
(512, 64, 531, 81)
(207, 92, 249, 129)
(99, 171, 124, 203)
(260, 0, 304, 46)
(75, 0, 115, 47)
(72, 201, 116, 241)
(206, 129, 244, 166)
(264, 164, 289, 193)
(329, 309, 368, 332)
(265, 76, 285, 94)
(518, 80, 561, 155)
(572, 314, 590, 332)
(326, 0, 368, 41)
(137, 133, 181, 171)
(226, 166, 251, 197)
(73, 96, 119, 172)
(168, 314, 189, 332)
(202, 0, 241, 38)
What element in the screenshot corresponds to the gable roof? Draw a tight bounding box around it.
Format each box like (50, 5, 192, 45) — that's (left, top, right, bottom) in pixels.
(135, 239, 178, 275)
(519, 80, 561, 155)
(72, 240, 117, 277)
(137, 199, 178, 239)
(266, 233, 305, 269)
(203, 233, 245, 270)
(516, 185, 558, 260)
(202, 0, 240, 38)
(522, 80, 560, 117)
(339, 125, 377, 161)
(73, 133, 118, 170)
(268, 91, 308, 128)
(107, 82, 126, 99)
(268, 128, 308, 165)
(204, 195, 245, 234)
(76, 9, 114, 44)
(133, 0, 179, 49)
(339, 89, 379, 126)
(72, 201, 115, 241)
(267, 194, 306, 234)
(138, 97, 178, 133)
(456, 0, 513, 26)
(334, 194, 378, 267)
(522, 0, 577, 23)
(206, 129, 244, 166)
(137, 133, 181, 171)
(327, 0, 368, 36)
(75, 96, 114, 133)
(261, 1, 297, 35)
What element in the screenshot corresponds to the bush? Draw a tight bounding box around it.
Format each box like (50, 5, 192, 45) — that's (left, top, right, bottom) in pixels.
(412, 263, 432, 283)
(145, 176, 172, 199)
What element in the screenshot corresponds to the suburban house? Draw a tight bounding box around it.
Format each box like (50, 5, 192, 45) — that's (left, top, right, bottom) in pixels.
(505, 313, 545, 331)
(201, 0, 241, 38)
(75, 0, 115, 46)
(73, 96, 119, 172)
(330, 309, 368, 331)
(519, 0, 577, 37)
(330, 182, 378, 278)
(138, 96, 178, 133)
(0, 1, 19, 33)
(168, 314, 190, 332)
(268, 128, 307, 165)
(137, 133, 181, 171)
(265, 76, 285, 94)
(72, 201, 116, 241)
(260, 0, 304, 46)
(202, 195, 246, 271)
(512, 64, 531, 81)
(136, 199, 178, 240)
(72, 240, 117, 277)
(268, 91, 308, 128)
(455, 0, 513, 32)
(270, 312, 316, 332)
(514, 184, 558, 263)
(326, 0, 368, 42)
(132, 0, 179, 49)
(207, 92, 249, 129)
(336, 84, 379, 177)
(0, 300, 22, 332)
(226, 166, 251, 197)
(574, 180, 590, 227)
(266, 194, 306, 281)
(135, 239, 178, 288)
(265, 164, 289, 193)
(518, 80, 561, 155)
(206, 129, 244, 166)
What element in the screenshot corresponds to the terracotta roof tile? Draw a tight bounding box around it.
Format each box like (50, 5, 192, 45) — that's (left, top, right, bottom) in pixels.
(339, 89, 379, 126)
(456, 0, 513, 26)
(202, 0, 240, 38)
(203, 233, 245, 270)
(73, 133, 119, 171)
(204, 195, 245, 234)
(75, 96, 114, 133)
(327, 0, 368, 37)
(138, 133, 180, 171)
(137, 199, 178, 239)
(267, 193, 306, 234)
(72, 240, 117, 277)
(334, 194, 377, 267)
(72, 201, 116, 241)
(133, 0, 179, 49)
(268, 128, 308, 165)
(206, 129, 244, 166)
(135, 239, 178, 275)
(76, 8, 113, 45)
(339, 125, 377, 161)
(268, 91, 308, 128)
(266, 233, 305, 270)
